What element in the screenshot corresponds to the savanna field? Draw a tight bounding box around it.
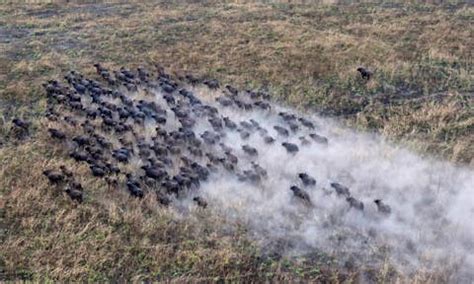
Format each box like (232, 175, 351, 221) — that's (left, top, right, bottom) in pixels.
(0, 1, 473, 282)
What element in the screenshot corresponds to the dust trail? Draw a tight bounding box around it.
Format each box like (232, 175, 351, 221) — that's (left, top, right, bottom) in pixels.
(173, 86, 474, 281)
(49, 67, 473, 281)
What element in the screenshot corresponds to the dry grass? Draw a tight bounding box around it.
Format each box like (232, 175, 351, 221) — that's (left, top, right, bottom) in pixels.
(0, 136, 346, 282)
(0, 1, 473, 281)
(1, 1, 472, 161)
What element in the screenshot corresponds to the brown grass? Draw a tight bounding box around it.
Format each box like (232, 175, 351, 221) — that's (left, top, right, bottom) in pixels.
(0, 1, 473, 281)
(0, 137, 347, 281)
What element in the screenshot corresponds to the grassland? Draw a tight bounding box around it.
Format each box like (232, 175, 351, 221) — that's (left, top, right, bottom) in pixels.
(0, 1, 473, 282)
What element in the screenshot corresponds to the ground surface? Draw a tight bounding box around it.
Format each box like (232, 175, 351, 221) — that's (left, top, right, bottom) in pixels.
(0, 1, 473, 282)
